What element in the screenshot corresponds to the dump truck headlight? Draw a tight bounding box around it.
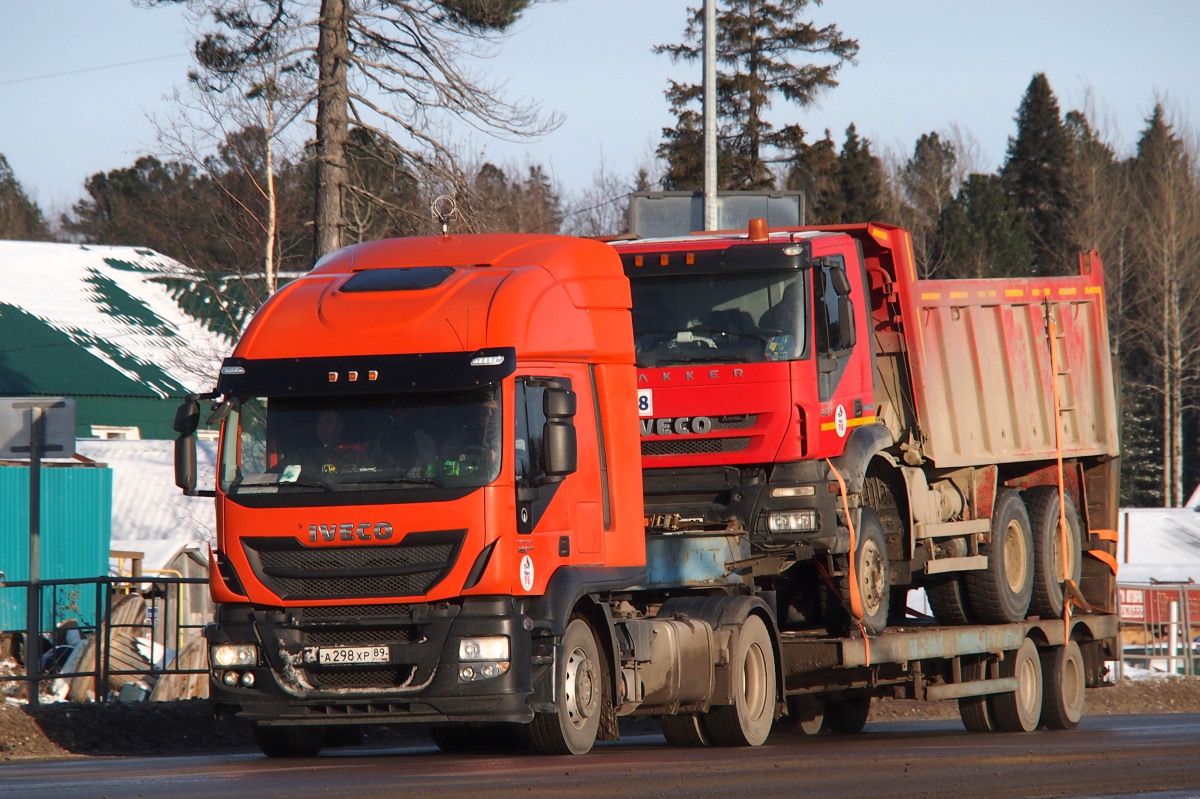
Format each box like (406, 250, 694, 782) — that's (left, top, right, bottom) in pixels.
(459, 636, 509, 662)
(768, 509, 818, 533)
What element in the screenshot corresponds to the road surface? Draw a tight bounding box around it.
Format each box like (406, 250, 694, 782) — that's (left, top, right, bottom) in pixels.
(5, 714, 1200, 799)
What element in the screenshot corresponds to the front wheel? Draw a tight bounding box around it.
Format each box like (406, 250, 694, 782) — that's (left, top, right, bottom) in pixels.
(703, 614, 776, 746)
(823, 696, 871, 734)
(530, 617, 603, 755)
(254, 725, 328, 758)
(824, 508, 891, 635)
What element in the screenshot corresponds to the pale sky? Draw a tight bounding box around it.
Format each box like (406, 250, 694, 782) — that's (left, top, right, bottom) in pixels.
(2, 0, 1196, 216)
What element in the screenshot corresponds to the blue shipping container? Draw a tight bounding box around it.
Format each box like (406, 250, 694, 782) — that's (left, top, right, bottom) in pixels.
(0, 463, 112, 631)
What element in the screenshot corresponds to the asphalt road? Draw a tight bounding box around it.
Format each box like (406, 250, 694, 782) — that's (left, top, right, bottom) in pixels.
(5, 714, 1200, 799)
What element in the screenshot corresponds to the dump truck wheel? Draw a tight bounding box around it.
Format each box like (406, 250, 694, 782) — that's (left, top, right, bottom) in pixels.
(660, 714, 711, 746)
(703, 614, 776, 746)
(254, 725, 328, 757)
(1024, 486, 1082, 619)
(965, 490, 1034, 624)
(926, 573, 974, 625)
(530, 617, 603, 755)
(823, 508, 891, 635)
(1040, 641, 1085, 730)
(990, 638, 1043, 732)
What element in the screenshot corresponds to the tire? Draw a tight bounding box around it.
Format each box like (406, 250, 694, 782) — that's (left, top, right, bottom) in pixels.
(1023, 487, 1083, 619)
(822, 696, 871, 734)
(824, 508, 891, 635)
(990, 638, 1043, 732)
(965, 490, 1034, 624)
(957, 657, 997, 732)
(660, 714, 711, 747)
(530, 617, 603, 755)
(253, 725, 328, 758)
(772, 694, 826, 737)
(702, 614, 776, 746)
(1040, 641, 1085, 730)
(926, 574, 974, 625)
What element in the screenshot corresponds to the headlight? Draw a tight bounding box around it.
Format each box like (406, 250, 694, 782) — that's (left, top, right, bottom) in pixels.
(459, 636, 510, 662)
(211, 643, 258, 668)
(768, 509, 818, 533)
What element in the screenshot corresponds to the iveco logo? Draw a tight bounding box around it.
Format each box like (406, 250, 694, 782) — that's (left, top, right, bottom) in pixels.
(640, 416, 713, 436)
(308, 522, 394, 543)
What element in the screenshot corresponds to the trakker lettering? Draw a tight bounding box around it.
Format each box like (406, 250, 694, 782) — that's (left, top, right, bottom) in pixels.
(308, 522, 394, 542)
(638, 367, 744, 384)
(640, 416, 713, 436)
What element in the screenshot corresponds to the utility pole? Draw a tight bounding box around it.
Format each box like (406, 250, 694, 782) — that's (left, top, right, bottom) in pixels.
(702, 0, 718, 231)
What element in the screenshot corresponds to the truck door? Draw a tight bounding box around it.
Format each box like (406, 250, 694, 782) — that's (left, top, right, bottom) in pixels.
(810, 247, 874, 454)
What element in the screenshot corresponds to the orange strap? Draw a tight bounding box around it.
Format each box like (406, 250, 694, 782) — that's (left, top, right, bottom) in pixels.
(1087, 548, 1119, 574)
(825, 458, 872, 664)
(1092, 529, 1119, 542)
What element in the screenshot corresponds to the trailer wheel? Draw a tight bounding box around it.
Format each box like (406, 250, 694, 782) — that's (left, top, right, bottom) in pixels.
(990, 638, 1043, 732)
(703, 614, 776, 746)
(430, 723, 532, 753)
(822, 696, 871, 734)
(660, 714, 711, 746)
(530, 617, 603, 755)
(957, 657, 996, 732)
(824, 508, 890, 635)
(253, 725, 328, 758)
(773, 694, 826, 736)
(1040, 641, 1085, 730)
(965, 490, 1034, 624)
(1023, 486, 1082, 619)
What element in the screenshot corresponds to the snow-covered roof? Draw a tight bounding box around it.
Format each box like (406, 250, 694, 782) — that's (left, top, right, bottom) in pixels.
(1117, 505, 1200, 585)
(76, 439, 216, 556)
(0, 241, 233, 398)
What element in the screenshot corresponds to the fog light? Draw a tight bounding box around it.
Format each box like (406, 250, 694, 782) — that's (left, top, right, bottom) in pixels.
(240, 671, 256, 688)
(458, 662, 511, 682)
(768, 509, 818, 532)
(212, 643, 258, 668)
(222, 671, 239, 686)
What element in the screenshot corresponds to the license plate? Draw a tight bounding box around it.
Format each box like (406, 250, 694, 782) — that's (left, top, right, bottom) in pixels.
(306, 645, 390, 665)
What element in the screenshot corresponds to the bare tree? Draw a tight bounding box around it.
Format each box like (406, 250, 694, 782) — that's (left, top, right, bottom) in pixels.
(1126, 103, 1200, 506)
(142, 0, 558, 257)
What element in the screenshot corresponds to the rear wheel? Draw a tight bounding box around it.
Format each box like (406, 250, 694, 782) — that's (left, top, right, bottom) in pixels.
(965, 490, 1034, 624)
(823, 696, 871, 734)
(957, 657, 997, 732)
(1024, 486, 1083, 619)
(926, 574, 974, 625)
(703, 614, 776, 746)
(530, 617, 603, 755)
(1040, 641, 1085, 730)
(254, 725, 328, 758)
(660, 714, 710, 746)
(778, 694, 826, 736)
(990, 638, 1043, 732)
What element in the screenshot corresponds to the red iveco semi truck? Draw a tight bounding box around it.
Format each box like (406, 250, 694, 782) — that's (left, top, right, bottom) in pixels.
(175, 224, 1119, 757)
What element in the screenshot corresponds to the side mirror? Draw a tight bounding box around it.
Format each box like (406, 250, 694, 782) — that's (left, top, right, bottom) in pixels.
(542, 387, 577, 479)
(173, 399, 200, 436)
(175, 435, 197, 493)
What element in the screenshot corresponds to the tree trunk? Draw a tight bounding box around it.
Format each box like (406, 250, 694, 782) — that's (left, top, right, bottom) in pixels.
(315, 0, 350, 258)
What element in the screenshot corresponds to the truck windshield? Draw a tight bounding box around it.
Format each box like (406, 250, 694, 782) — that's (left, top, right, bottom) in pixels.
(629, 272, 809, 367)
(219, 387, 501, 496)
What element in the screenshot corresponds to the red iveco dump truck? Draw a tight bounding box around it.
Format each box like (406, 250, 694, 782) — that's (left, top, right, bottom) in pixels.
(610, 221, 1119, 637)
(175, 224, 1120, 757)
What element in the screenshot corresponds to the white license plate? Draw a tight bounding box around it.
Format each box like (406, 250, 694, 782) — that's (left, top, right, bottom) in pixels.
(309, 645, 390, 665)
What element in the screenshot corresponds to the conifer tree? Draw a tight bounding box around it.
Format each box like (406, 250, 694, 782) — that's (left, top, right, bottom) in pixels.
(0, 155, 50, 241)
(835, 123, 885, 221)
(656, 0, 858, 190)
(1000, 73, 1076, 275)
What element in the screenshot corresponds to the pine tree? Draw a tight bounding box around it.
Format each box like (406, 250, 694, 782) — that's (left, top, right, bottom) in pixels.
(783, 128, 840, 223)
(1000, 73, 1076, 276)
(835, 124, 885, 221)
(899, 132, 958, 277)
(656, 0, 858, 190)
(932, 173, 1031, 280)
(0, 155, 50, 241)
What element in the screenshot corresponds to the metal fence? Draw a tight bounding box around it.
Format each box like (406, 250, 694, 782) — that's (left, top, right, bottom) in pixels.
(1116, 581, 1200, 678)
(1, 574, 210, 704)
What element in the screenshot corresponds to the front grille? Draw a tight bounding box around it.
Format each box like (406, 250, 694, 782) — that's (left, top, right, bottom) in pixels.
(311, 667, 415, 690)
(242, 529, 465, 600)
(303, 627, 414, 646)
(644, 437, 751, 457)
(294, 604, 413, 621)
